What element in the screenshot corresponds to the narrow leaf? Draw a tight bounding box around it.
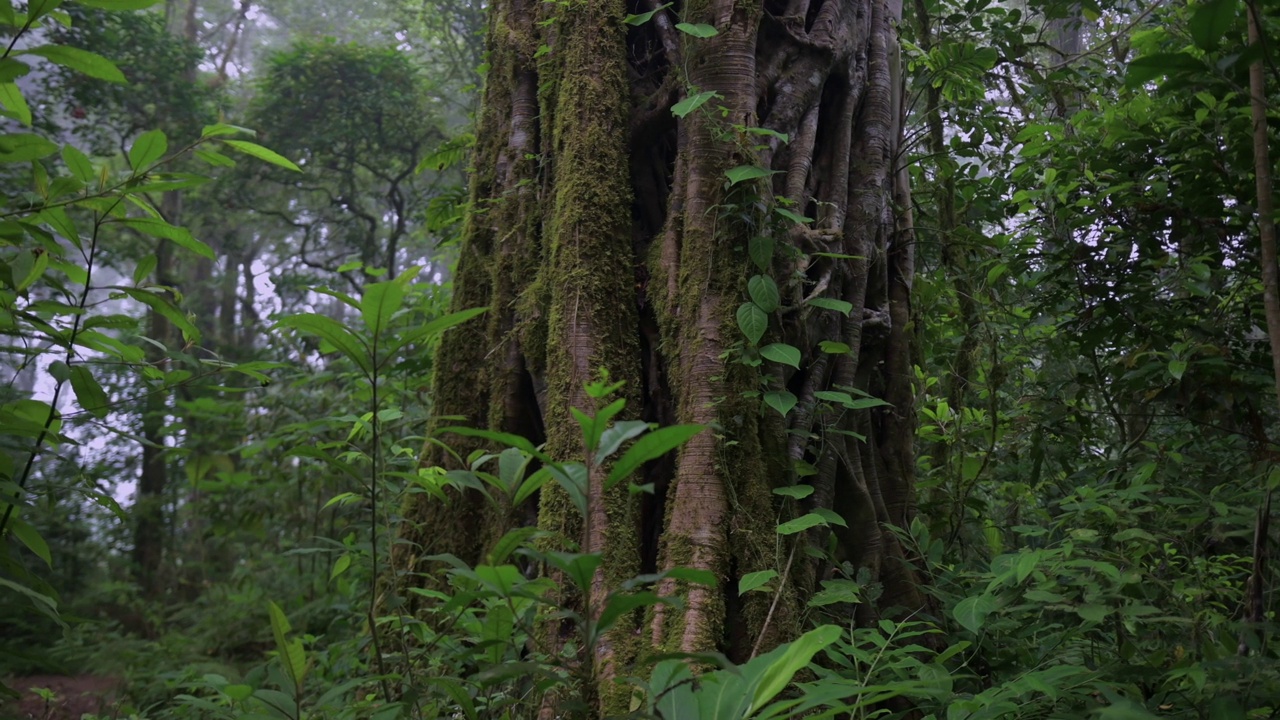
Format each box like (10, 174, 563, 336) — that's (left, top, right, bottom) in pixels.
(69, 365, 109, 418)
(220, 140, 301, 172)
(128, 129, 167, 170)
(605, 424, 703, 489)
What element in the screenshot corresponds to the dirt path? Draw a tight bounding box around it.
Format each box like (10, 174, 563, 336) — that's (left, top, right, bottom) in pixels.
(4, 675, 121, 720)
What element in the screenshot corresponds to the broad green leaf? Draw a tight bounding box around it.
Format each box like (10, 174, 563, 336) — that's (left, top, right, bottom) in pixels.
(811, 507, 846, 527)
(60, 145, 94, 183)
(725, 165, 777, 185)
(1189, 0, 1236, 50)
(624, 2, 670, 25)
(15, 249, 47, 292)
(596, 591, 666, 637)
(763, 390, 796, 417)
(605, 424, 703, 488)
(8, 519, 51, 566)
(953, 593, 997, 634)
(0, 577, 61, 625)
(1077, 603, 1108, 623)
(772, 484, 814, 499)
(132, 254, 157, 285)
(807, 297, 852, 315)
(595, 419, 651, 463)
(274, 313, 370, 373)
(488, 527, 541, 565)
(749, 625, 842, 713)
(128, 129, 167, 171)
(776, 511, 826, 535)
(675, 22, 718, 37)
(671, 90, 718, 118)
(749, 235, 774, 271)
(808, 579, 861, 606)
(1168, 358, 1187, 380)
(774, 207, 812, 224)
(738, 569, 778, 595)
(266, 601, 307, 688)
(0, 134, 57, 163)
(122, 286, 203, 342)
(845, 397, 890, 409)
(747, 274, 780, 312)
(0, 83, 30, 126)
(118, 218, 214, 260)
(760, 343, 800, 368)
(745, 126, 789, 143)
(360, 281, 404, 339)
(1126, 52, 1206, 87)
(28, 0, 64, 21)
(69, 365, 108, 418)
(330, 554, 351, 580)
(21, 46, 125, 83)
(814, 390, 853, 405)
(819, 340, 850, 354)
(737, 302, 768, 345)
(220, 140, 300, 172)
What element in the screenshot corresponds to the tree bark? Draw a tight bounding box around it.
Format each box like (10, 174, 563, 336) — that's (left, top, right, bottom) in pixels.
(394, 0, 930, 707)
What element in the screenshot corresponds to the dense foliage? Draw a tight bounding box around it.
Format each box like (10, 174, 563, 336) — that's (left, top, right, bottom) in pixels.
(2, 0, 1280, 717)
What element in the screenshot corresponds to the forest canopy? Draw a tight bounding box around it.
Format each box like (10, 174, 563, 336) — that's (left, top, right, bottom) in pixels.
(1, 0, 1280, 717)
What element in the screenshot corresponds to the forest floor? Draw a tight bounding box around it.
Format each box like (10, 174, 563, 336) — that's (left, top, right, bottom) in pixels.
(4, 675, 121, 720)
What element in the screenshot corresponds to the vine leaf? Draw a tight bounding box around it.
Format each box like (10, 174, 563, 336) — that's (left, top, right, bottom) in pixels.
(760, 343, 800, 368)
(675, 22, 718, 37)
(736, 302, 768, 345)
(672, 90, 719, 118)
(738, 570, 778, 595)
(763, 390, 796, 417)
(747, 274, 780, 312)
(624, 2, 671, 25)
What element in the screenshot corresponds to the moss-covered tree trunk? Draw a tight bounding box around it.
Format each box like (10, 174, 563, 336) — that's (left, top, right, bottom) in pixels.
(396, 0, 928, 705)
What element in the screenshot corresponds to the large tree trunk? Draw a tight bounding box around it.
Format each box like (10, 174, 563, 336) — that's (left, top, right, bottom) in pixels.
(395, 0, 928, 705)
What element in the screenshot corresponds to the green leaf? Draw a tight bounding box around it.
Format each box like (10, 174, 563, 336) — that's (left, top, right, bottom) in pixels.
(266, 601, 308, 689)
(749, 625, 842, 713)
(671, 90, 718, 118)
(74, 0, 165, 8)
(8, 519, 51, 566)
(274, 313, 371, 373)
(69, 365, 109, 418)
(763, 390, 796, 417)
(0, 134, 57, 163)
(194, 148, 236, 168)
(738, 569, 778, 595)
(1126, 52, 1206, 87)
(596, 591, 667, 637)
(1168, 358, 1187, 380)
(624, 2, 670, 25)
(772, 485, 814, 500)
(807, 297, 853, 315)
(749, 235, 774, 271)
(61, 145, 94, 183)
(737, 302, 768, 345)
(330, 554, 351, 580)
(760, 343, 800, 368)
(220, 140, 301, 172)
(118, 218, 214, 260)
(595, 419, 651, 464)
(1189, 0, 1236, 50)
(123, 288, 201, 342)
(811, 507, 847, 527)
(21, 46, 125, 83)
(725, 164, 777, 186)
(128, 129, 167, 171)
(360, 281, 404, 339)
(1077, 603, 1108, 623)
(14, 249, 47, 292)
(819, 340, 850, 354)
(605, 424, 703, 489)
(200, 122, 253, 138)
(747, 274, 780, 312)
(774, 207, 812, 224)
(133, 254, 157, 285)
(776, 511, 826, 535)
(953, 593, 997, 634)
(675, 22, 718, 37)
(0, 84, 31, 126)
